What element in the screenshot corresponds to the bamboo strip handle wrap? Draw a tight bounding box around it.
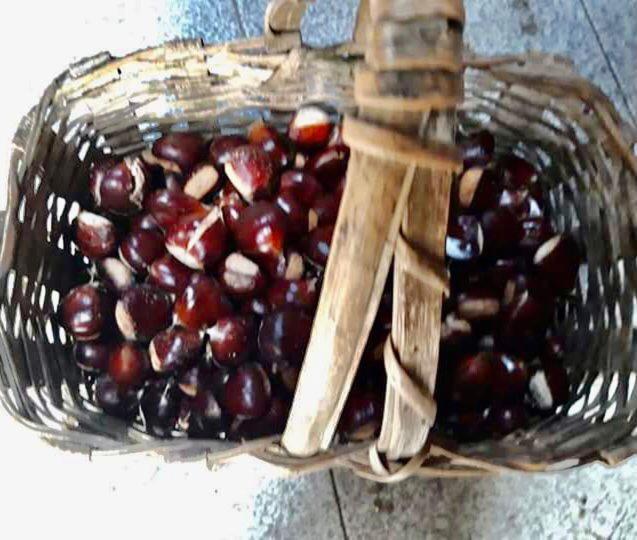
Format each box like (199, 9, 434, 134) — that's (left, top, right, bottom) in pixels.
(282, 0, 463, 458)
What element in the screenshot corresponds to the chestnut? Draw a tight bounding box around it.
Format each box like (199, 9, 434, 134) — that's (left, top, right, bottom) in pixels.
(491, 353, 529, 402)
(178, 365, 215, 397)
(184, 388, 226, 438)
(487, 403, 528, 437)
(544, 334, 566, 363)
(446, 214, 483, 261)
(456, 286, 500, 321)
(257, 309, 313, 371)
(311, 192, 340, 227)
(224, 145, 276, 202)
(241, 297, 270, 317)
(497, 154, 538, 189)
(209, 134, 248, 168)
(115, 285, 173, 342)
(140, 378, 181, 438)
(74, 211, 118, 259)
(152, 132, 205, 174)
(440, 312, 473, 358)
(91, 157, 149, 215)
(480, 208, 521, 256)
(234, 202, 287, 258)
(499, 291, 552, 357)
(61, 284, 113, 341)
(459, 130, 495, 168)
(218, 252, 267, 298)
(444, 408, 489, 442)
(144, 189, 205, 231)
(74, 341, 112, 372)
(223, 362, 272, 419)
(108, 342, 151, 388)
(498, 187, 544, 219)
(234, 395, 290, 439)
(266, 278, 318, 311)
(457, 167, 499, 213)
(288, 106, 333, 152)
(119, 229, 165, 275)
(88, 159, 117, 199)
(338, 389, 383, 441)
(519, 218, 554, 255)
(262, 250, 305, 280)
(94, 373, 139, 420)
(149, 326, 203, 374)
(165, 207, 228, 270)
(215, 184, 246, 233)
(206, 315, 256, 368)
(450, 352, 493, 406)
(130, 213, 163, 236)
(174, 273, 234, 331)
(278, 364, 300, 395)
(528, 363, 570, 411)
(305, 144, 350, 189)
(533, 234, 580, 295)
(182, 163, 221, 200)
(275, 191, 311, 237)
(247, 121, 291, 169)
(280, 170, 323, 207)
(303, 225, 333, 267)
(148, 254, 195, 296)
(482, 258, 524, 295)
(141, 148, 181, 175)
(97, 257, 135, 294)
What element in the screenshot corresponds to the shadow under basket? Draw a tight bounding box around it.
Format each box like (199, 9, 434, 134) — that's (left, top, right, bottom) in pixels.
(1, 34, 637, 478)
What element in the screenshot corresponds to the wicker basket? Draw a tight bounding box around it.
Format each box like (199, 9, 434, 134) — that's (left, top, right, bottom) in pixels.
(1, 0, 637, 481)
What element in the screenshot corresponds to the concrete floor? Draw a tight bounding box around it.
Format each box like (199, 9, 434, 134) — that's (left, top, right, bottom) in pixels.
(0, 1, 636, 539)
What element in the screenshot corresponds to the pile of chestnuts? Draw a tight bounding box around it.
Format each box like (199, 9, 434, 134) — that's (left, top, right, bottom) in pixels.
(434, 130, 580, 441)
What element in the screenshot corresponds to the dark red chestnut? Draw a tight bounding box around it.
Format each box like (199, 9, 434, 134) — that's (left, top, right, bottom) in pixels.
(165, 208, 228, 270)
(440, 312, 473, 357)
(544, 334, 566, 363)
(276, 191, 311, 237)
(218, 252, 267, 298)
(61, 284, 113, 341)
(257, 309, 313, 371)
(206, 315, 256, 368)
(444, 408, 489, 442)
(303, 225, 333, 267)
(89, 159, 117, 200)
(487, 403, 528, 437)
(266, 278, 318, 311)
(182, 163, 221, 200)
(247, 121, 290, 169)
(142, 148, 181, 175)
(533, 234, 580, 295)
(457, 167, 499, 213)
(497, 154, 538, 189)
(174, 274, 234, 331)
(148, 254, 195, 296)
(311, 192, 340, 227)
(74, 341, 112, 372)
(108, 342, 151, 388)
(144, 189, 205, 231)
(224, 145, 276, 202)
(305, 144, 350, 189)
(262, 250, 305, 280)
(152, 132, 205, 174)
(224, 363, 272, 419)
(338, 389, 383, 441)
(500, 291, 552, 356)
(450, 352, 493, 406)
(491, 353, 528, 402)
(483, 258, 524, 295)
(280, 170, 323, 206)
(288, 106, 333, 152)
(215, 184, 246, 233)
(140, 378, 181, 438)
(91, 157, 149, 215)
(149, 326, 202, 374)
(97, 257, 135, 294)
(459, 130, 494, 168)
(119, 229, 165, 274)
(480, 208, 521, 256)
(178, 365, 215, 397)
(278, 365, 300, 395)
(94, 373, 139, 420)
(75, 211, 118, 259)
(234, 395, 290, 439)
(498, 187, 544, 219)
(209, 135, 248, 168)
(115, 285, 172, 341)
(519, 218, 554, 255)
(234, 202, 287, 258)
(446, 214, 483, 261)
(456, 286, 500, 321)
(528, 363, 570, 411)
(183, 388, 226, 438)
(130, 213, 163, 235)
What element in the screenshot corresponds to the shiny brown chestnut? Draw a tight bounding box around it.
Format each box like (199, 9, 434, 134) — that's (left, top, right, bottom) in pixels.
(544, 334, 566, 363)
(182, 163, 221, 200)
(119, 229, 165, 274)
(215, 184, 246, 233)
(144, 188, 205, 231)
(459, 130, 495, 168)
(148, 254, 195, 296)
(497, 154, 538, 189)
(149, 326, 203, 374)
(528, 363, 570, 411)
(61, 284, 113, 341)
(115, 285, 173, 341)
(208, 134, 248, 168)
(75, 211, 118, 259)
(247, 121, 290, 169)
(225, 145, 276, 202)
(338, 389, 383, 441)
(234, 395, 290, 439)
(311, 192, 340, 227)
(450, 352, 493, 406)
(440, 313, 473, 358)
(519, 218, 554, 255)
(499, 291, 552, 357)
(266, 278, 318, 311)
(218, 252, 267, 298)
(457, 167, 499, 213)
(303, 225, 333, 267)
(276, 191, 311, 237)
(108, 342, 151, 388)
(165, 208, 228, 270)
(533, 234, 580, 295)
(491, 353, 529, 402)
(234, 201, 287, 258)
(183, 388, 227, 438)
(174, 273, 234, 331)
(280, 170, 323, 207)
(140, 378, 181, 438)
(94, 373, 139, 420)
(257, 309, 313, 371)
(74, 341, 112, 372)
(288, 106, 333, 152)
(130, 213, 163, 235)
(207, 315, 256, 368)
(178, 365, 215, 397)
(456, 286, 500, 321)
(305, 144, 350, 189)
(480, 208, 521, 256)
(487, 403, 528, 437)
(97, 257, 135, 294)
(446, 214, 483, 261)
(261, 250, 305, 280)
(91, 157, 149, 215)
(224, 362, 272, 419)
(152, 132, 205, 174)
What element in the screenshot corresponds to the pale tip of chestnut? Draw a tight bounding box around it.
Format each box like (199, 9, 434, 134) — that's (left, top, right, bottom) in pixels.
(308, 208, 319, 232)
(77, 210, 113, 231)
(141, 148, 182, 175)
(165, 207, 223, 271)
(441, 313, 471, 340)
(458, 167, 484, 208)
(294, 154, 307, 168)
(457, 297, 500, 320)
(165, 243, 204, 271)
(115, 299, 137, 341)
(183, 164, 220, 200)
(533, 234, 562, 265)
(223, 252, 261, 289)
(284, 252, 305, 280)
(291, 106, 331, 129)
(98, 257, 135, 293)
(124, 156, 148, 209)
